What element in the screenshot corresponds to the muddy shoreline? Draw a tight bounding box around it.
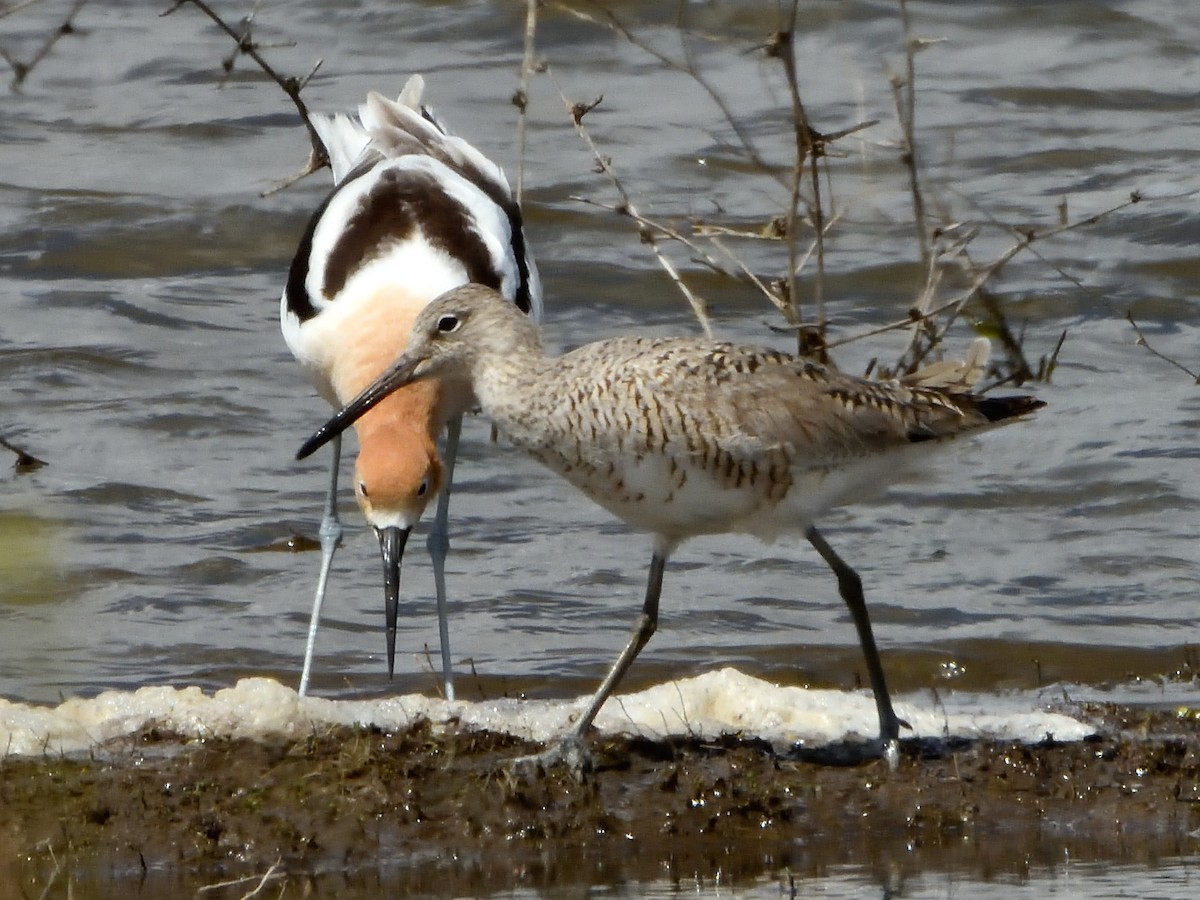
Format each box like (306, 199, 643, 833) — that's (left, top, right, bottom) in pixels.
(3, 700, 1198, 896)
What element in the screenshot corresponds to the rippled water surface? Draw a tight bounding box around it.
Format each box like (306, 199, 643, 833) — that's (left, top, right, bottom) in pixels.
(1, 0, 1198, 892)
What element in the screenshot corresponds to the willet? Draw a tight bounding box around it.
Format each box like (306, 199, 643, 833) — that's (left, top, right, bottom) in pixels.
(297, 284, 1044, 766)
(282, 79, 541, 699)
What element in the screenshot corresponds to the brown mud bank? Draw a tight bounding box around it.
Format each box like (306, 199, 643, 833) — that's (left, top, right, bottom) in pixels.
(3, 701, 1199, 897)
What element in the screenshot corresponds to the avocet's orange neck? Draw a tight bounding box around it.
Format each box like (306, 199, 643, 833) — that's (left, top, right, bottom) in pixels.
(325, 282, 474, 436)
(320, 282, 449, 526)
(327, 284, 427, 397)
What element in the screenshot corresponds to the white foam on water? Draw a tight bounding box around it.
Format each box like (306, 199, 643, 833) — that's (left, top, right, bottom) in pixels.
(0, 667, 1095, 759)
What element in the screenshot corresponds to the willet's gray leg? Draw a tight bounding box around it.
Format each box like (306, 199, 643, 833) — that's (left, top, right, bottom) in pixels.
(805, 525, 905, 746)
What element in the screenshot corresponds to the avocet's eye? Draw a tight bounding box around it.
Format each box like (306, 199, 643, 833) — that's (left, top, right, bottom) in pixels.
(436, 314, 461, 333)
(416, 479, 429, 498)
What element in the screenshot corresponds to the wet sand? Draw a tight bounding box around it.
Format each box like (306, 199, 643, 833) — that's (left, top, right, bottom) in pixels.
(3, 699, 1198, 897)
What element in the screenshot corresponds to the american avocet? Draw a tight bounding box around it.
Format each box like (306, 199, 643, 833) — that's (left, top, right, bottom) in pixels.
(282, 79, 541, 699)
(298, 284, 1043, 766)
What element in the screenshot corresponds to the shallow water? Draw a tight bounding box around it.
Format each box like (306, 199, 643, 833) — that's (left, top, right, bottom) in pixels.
(1, 0, 1198, 893)
(602, 862, 1200, 900)
(26, 856, 1200, 900)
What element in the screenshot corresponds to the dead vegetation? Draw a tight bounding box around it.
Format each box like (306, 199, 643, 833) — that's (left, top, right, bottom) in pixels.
(0, 0, 89, 90)
(546, 1, 1160, 387)
(154, 0, 1195, 385)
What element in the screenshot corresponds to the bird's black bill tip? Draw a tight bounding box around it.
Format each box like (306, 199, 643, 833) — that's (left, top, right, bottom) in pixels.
(296, 422, 342, 461)
(295, 389, 380, 462)
(378, 526, 410, 682)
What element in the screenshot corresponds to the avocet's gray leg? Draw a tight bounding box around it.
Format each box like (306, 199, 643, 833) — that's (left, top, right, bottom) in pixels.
(299, 433, 343, 697)
(426, 414, 462, 701)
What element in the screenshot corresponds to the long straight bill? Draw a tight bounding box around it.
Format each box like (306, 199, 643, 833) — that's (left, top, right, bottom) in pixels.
(296, 354, 423, 461)
(377, 525, 410, 678)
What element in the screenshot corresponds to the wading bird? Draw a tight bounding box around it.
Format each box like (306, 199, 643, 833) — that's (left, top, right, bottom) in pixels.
(282, 80, 541, 699)
(298, 284, 1043, 766)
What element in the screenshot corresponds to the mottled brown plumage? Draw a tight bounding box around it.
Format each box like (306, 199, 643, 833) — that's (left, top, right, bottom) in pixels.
(299, 284, 1045, 770)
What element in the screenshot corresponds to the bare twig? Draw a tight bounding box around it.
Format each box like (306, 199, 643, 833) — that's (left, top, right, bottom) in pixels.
(573, 196, 731, 283)
(513, 0, 541, 205)
(552, 70, 713, 336)
(1, 0, 88, 90)
(1038, 328, 1068, 382)
(161, 0, 327, 189)
(826, 192, 1145, 378)
(196, 857, 285, 897)
(34, 839, 64, 900)
(891, 0, 930, 270)
(571, 0, 780, 182)
(939, 191, 1144, 379)
(0, 0, 47, 22)
(764, 9, 816, 351)
(1126, 312, 1200, 384)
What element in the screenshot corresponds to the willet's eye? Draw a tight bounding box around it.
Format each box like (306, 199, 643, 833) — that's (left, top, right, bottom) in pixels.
(436, 314, 461, 333)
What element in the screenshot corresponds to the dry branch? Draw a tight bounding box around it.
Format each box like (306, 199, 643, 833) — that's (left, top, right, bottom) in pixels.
(1126, 313, 1200, 384)
(513, 0, 542, 205)
(0, 0, 48, 22)
(561, 2, 1169, 390)
(161, 0, 327, 191)
(0, 0, 88, 90)
(568, 0, 780, 181)
(551, 69, 714, 336)
(890, 0, 930, 270)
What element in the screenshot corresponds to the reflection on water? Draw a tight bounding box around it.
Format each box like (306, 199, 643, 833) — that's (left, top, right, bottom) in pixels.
(0, 510, 73, 606)
(607, 863, 1200, 900)
(626, 862, 1200, 900)
(1, 0, 1198, 893)
(13, 825, 1199, 900)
